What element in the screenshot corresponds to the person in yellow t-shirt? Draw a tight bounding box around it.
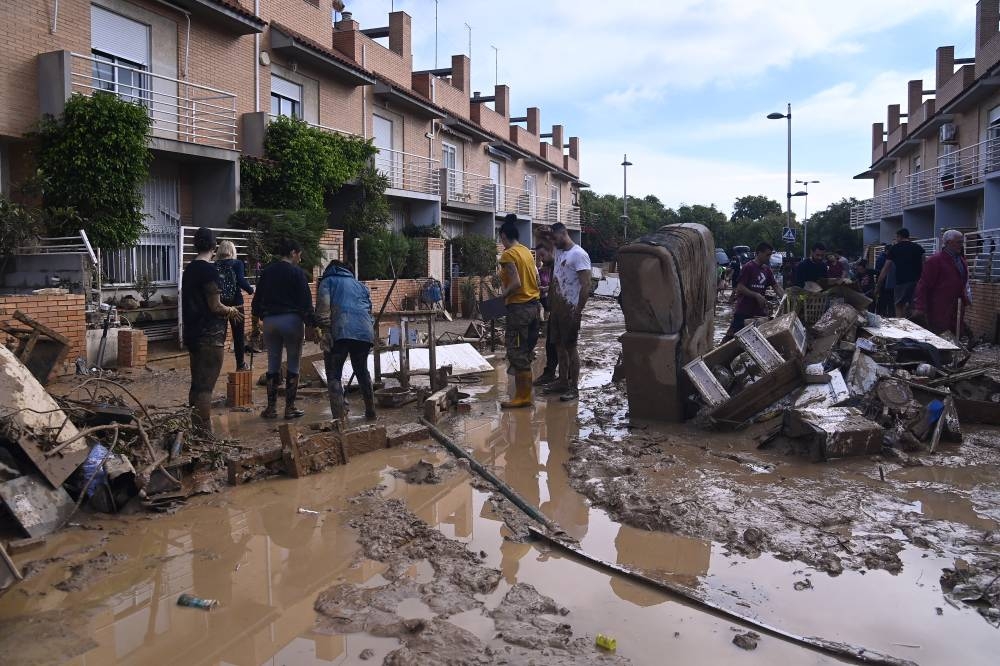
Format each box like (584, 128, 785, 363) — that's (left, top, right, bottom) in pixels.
(497, 215, 540, 409)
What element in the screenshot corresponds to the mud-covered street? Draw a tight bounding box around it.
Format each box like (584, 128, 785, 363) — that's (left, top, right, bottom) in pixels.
(2, 299, 999, 665)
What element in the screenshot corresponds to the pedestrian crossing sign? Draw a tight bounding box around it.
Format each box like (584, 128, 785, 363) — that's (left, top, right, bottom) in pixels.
(782, 227, 796, 243)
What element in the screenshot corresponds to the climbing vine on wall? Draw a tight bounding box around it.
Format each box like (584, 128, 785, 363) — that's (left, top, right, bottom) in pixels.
(30, 92, 152, 249)
(240, 115, 378, 211)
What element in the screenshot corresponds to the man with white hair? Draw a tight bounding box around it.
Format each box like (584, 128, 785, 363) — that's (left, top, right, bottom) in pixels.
(913, 229, 970, 335)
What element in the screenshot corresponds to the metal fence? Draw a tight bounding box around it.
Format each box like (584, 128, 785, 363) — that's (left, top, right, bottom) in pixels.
(965, 228, 1000, 282)
(375, 148, 439, 195)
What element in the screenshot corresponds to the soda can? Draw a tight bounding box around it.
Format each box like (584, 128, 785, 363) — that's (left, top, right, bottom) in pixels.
(595, 633, 617, 651)
(177, 593, 219, 610)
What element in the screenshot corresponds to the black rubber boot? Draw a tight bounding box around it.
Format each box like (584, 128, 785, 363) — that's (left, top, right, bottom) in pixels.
(328, 380, 345, 421)
(261, 372, 279, 419)
(284, 373, 305, 419)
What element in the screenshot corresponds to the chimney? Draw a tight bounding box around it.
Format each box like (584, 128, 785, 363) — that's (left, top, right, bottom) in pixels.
(494, 84, 510, 118)
(551, 125, 564, 150)
(887, 104, 901, 133)
(907, 80, 923, 118)
(568, 136, 579, 160)
(526, 107, 540, 136)
(451, 54, 470, 95)
(389, 11, 411, 59)
(872, 122, 884, 149)
(936, 46, 955, 90)
(335, 10, 358, 32)
(977, 0, 1000, 52)
(413, 73, 436, 100)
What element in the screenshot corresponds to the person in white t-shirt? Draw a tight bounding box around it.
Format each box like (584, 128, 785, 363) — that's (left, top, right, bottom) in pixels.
(544, 222, 592, 402)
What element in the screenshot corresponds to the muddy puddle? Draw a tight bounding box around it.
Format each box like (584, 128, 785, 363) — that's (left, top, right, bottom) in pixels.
(2, 300, 998, 664)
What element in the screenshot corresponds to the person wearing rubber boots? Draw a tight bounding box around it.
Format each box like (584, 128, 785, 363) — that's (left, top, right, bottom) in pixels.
(181, 227, 243, 433)
(544, 222, 592, 402)
(252, 238, 315, 420)
(315, 259, 376, 421)
(497, 215, 541, 409)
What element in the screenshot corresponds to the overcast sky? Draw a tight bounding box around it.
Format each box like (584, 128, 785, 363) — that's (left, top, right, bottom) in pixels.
(345, 1, 976, 216)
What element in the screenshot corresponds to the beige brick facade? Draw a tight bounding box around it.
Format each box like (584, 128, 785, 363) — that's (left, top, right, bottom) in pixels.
(853, 1, 1000, 343)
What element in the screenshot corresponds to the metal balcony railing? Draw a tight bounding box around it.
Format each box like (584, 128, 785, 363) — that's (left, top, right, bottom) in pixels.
(937, 141, 983, 192)
(965, 228, 1000, 282)
(268, 114, 361, 139)
(375, 147, 439, 196)
(498, 184, 537, 217)
(70, 52, 238, 150)
(563, 206, 581, 228)
(849, 198, 873, 229)
(442, 168, 495, 208)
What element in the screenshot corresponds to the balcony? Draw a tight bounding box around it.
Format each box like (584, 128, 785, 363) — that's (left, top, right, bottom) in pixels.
(440, 168, 495, 212)
(374, 148, 439, 197)
(69, 52, 238, 150)
(562, 206, 581, 229)
(965, 228, 1000, 282)
(849, 198, 873, 229)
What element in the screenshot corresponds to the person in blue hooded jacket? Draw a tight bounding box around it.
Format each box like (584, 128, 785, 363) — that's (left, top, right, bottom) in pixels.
(315, 259, 376, 420)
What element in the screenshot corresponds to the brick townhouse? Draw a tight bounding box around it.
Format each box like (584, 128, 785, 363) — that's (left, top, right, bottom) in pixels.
(0, 0, 584, 298)
(851, 0, 1000, 340)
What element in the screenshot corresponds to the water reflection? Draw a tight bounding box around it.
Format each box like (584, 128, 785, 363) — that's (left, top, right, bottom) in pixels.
(0, 446, 475, 666)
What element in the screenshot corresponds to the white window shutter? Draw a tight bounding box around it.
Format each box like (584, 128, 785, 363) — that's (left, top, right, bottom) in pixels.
(91, 5, 151, 66)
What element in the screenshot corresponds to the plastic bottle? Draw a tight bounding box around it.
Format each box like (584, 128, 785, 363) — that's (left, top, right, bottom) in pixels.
(177, 593, 219, 610)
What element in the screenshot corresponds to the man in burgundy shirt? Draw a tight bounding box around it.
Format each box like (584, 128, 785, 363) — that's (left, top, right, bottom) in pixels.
(722, 242, 784, 343)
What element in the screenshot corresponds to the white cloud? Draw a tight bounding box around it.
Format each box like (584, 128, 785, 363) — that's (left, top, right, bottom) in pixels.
(344, 0, 973, 108)
(691, 68, 936, 142)
(581, 139, 871, 216)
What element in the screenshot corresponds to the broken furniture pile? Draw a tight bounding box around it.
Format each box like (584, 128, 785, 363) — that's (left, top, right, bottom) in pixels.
(0, 344, 229, 588)
(684, 284, 996, 460)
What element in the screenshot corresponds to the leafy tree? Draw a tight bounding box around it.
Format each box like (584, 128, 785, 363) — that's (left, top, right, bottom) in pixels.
(449, 234, 498, 277)
(670, 204, 729, 247)
(228, 208, 327, 272)
(731, 195, 782, 223)
(30, 92, 152, 249)
(803, 198, 862, 258)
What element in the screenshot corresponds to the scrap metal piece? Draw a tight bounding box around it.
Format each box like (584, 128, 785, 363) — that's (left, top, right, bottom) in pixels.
(0, 474, 75, 538)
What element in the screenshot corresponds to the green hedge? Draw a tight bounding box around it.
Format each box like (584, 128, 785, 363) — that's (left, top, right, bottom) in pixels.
(358, 231, 429, 280)
(30, 92, 152, 249)
(228, 208, 327, 272)
(449, 234, 497, 277)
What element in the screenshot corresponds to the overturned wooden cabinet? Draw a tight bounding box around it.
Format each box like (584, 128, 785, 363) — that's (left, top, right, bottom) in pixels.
(617, 224, 716, 421)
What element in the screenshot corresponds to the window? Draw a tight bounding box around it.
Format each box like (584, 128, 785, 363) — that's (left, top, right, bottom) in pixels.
(270, 75, 302, 119)
(442, 142, 459, 195)
(91, 5, 150, 105)
(489, 160, 502, 210)
(524, 174, 537, 215)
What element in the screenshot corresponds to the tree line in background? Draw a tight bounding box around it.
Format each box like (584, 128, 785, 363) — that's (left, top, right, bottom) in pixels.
(579, 190, 863, 263)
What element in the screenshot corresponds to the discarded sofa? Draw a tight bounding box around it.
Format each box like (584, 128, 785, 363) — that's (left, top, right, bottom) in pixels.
(617, 223, 716, 422)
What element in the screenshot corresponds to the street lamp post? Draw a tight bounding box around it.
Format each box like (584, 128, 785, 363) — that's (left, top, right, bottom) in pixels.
(767, 103, 792, 233)
(621, 154, 633, 242)
(794, 179, 819, 256)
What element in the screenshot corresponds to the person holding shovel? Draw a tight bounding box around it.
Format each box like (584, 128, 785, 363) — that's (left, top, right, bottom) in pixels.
(315, 259, 376, 421)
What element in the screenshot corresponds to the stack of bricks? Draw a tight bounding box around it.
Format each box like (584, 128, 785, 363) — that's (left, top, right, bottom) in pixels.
(226, 369, 254, 407)
(968, 282, 1000, 341)
(117, 329, 148, 368)
(0, 294, 86, 375)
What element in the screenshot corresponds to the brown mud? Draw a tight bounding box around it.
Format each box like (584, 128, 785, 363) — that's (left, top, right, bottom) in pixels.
(314, 494, 624, 664)
(1, 300, 999, 664)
